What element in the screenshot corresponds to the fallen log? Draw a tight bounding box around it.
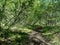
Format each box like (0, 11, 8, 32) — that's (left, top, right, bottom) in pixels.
(28, 30, 51, 45)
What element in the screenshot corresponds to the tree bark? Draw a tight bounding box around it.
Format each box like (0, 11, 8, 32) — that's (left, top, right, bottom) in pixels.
(28, 30, 51, 45)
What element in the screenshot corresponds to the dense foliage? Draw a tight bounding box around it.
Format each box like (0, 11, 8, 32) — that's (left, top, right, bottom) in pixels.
(0, 0, 60, 45)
